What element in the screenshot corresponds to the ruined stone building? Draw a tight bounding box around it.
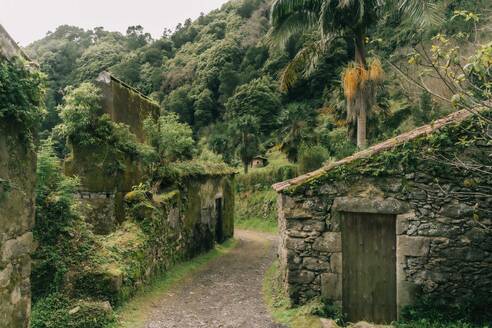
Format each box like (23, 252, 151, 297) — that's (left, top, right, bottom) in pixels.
(0, 25, 37, 328)
(61, 71, 235, 305)
(273, 110, 492, 324)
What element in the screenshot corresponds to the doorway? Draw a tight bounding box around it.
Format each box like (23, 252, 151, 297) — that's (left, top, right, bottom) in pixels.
(215, 198, 224, 244)
(341, 212, 397, 323)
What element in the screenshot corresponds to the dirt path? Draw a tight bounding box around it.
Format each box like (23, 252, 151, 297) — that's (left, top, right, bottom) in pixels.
(144, 230, 285, 328)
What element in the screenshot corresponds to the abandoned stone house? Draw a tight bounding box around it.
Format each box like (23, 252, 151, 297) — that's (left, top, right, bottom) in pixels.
(0, 25, 36, 328)
(251, 155, 268, 168)
(273, 110, 492, 324)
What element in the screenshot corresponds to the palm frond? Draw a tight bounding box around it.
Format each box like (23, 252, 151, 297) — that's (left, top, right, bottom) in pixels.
(397, 0, 443, 28)
(268, 11, 320, 47)
(279, 40, 326, 91)
(270, 0, 323, 47)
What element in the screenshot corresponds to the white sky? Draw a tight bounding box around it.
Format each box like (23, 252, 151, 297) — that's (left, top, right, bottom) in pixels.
(1, 0, 230, 46)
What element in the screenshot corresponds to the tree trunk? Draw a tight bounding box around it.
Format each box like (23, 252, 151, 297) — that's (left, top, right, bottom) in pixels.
(354, 31, 368, 149)
(243, 161, 249, 174)
(357, 98, 367, 149)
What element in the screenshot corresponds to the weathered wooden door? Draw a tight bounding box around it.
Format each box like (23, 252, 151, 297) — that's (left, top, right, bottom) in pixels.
(215, 198, 224, 244)
(341, 212, 397, 324)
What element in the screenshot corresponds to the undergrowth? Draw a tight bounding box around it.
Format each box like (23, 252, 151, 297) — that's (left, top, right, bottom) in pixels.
(235, 189, 278, 233)
(263, 261, 326, 328)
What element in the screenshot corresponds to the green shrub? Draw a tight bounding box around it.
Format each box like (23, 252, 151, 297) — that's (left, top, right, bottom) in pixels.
(31, 293, 114, 328)
(298, 144, 329, 174)
(398, 293, 492, 328)
(236, 163, 297, 191)
(32, 139, 97, 300)
(56, 82, 144, 158)
(0, 58, 45, 144)
(321, 127, 357, 159)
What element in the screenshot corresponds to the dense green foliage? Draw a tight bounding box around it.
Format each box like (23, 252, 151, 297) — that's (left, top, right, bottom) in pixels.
(0, 58, 45, 143)
(31, 294, 114, 328)
(32, 139, 95, 299)
(56, 83, 143, 157)
(26, 0, 490, 170)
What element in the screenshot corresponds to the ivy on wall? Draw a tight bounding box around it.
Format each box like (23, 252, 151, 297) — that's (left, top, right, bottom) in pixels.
(0, 58, 45, 144)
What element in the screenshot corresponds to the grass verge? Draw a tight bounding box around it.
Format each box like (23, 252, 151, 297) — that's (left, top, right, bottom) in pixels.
(235, 217, 278, 233)
(112, 239, 237, 328)
(262, 261, 324, 328)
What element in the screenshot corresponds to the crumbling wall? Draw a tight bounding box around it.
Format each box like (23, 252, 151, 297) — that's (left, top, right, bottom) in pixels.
(71, 174, 235, 306)
(276, 116, 492, 315)
(0, 123, 36, 328)
(0, 26, 37, 328)
(96, 71, 159, 142)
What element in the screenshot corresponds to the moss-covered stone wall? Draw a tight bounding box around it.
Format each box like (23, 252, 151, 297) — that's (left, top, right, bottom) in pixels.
(65, 72, 159, 227)
(96, 71, 159, 143)
(276, 115, 492, 318)
(0, 123, 36, 328)
(68, 174, 234, 307)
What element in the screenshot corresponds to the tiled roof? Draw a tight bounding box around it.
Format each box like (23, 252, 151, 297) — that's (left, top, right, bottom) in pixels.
(272, 109, 473, 192)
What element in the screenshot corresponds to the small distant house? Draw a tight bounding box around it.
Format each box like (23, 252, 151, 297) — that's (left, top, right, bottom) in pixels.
(251, 155, 268, 168)
(273, 110, 492, 324)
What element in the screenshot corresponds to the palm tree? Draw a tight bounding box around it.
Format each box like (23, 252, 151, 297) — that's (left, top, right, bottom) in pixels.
(270, 0, 440, 148)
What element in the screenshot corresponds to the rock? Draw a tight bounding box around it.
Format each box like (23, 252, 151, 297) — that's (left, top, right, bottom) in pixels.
(320, 318, 341, 328)
(287, 270, 316, 284)
(303, 257, 330, 271)
(69, 306, 81, 315)
(321, 273, 341, 300)
(0, 264, 13, 288)
(313, 233, 341, 252)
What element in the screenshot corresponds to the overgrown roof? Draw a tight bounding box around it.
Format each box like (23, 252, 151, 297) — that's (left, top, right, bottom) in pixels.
(0, 24, 33, 63)
(273, 109, 473, 192)
(96, 71, 159, 107)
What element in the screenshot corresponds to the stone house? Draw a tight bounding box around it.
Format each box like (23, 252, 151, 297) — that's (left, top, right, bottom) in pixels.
(251, 155, 268, 168)
(273, 110, 492, 324)
(0, 24, 36, 328)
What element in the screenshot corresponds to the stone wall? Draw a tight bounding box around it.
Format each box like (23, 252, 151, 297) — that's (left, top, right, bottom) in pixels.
(0, 123, 36, 328)
(96, 71, 159, 142)
(0, 25, 30, 62)
(0, 26, 36, 328)
(276, 116, 492, 317)
(71, 174, 235, 306)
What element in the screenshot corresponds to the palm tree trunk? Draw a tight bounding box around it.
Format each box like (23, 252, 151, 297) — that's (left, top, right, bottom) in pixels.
(354, 31, 368, 149)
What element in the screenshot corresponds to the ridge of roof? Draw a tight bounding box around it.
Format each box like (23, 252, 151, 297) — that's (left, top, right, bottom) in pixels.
(272, 109, 473, 192)
(0, 24, 33, 63)
(96, 71, 159, 106)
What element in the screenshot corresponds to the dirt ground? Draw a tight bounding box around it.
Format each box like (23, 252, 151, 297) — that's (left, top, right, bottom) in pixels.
(144, 230, 285, 328)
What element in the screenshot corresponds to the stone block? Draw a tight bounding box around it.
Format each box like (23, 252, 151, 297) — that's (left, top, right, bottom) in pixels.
(1, 232, 33, 261)
(313, 232, 341, 252)
(303, 257, 330, 271)
(284, 207, 313, 219)
(333, 197, 410, 214)
(396, 212, 415, 235)
(288, 270, 316, 284)
(321, 273, 342, 300)
(0, 264, 12, 288)
(330, 253, 342, 273)
(397, 236, 431, 257)
(286, 237, 308, 251)
(440, 203, 474, 219)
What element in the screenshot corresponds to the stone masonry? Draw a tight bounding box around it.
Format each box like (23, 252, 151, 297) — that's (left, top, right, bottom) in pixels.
(273, 111, 492, 318)
(0, 25, 36, 328)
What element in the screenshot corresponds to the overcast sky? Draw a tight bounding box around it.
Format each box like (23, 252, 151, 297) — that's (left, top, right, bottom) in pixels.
(1, 0, 230, 46)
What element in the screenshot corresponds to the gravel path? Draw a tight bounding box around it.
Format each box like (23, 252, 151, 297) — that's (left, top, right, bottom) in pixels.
(144, 230, 285, 328)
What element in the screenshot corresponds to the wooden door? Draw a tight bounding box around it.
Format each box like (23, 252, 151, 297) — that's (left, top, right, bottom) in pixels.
(341, 212, 397, 324)
(215, 198, 224, 244)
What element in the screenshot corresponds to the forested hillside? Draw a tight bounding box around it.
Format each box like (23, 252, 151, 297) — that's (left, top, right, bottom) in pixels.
(26, 0, 490, 171)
